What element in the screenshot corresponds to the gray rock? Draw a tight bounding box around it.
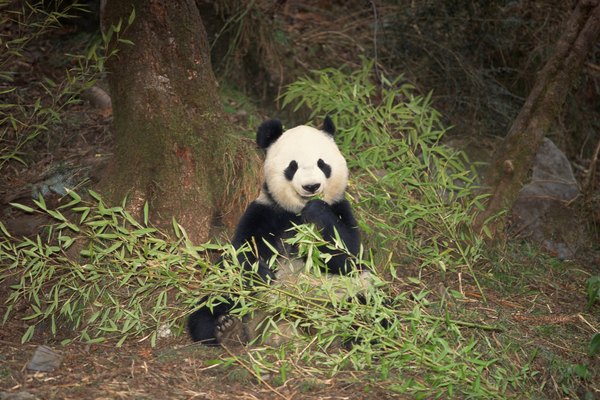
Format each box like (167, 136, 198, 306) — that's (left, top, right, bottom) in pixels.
(511, 138, 582, 259)
(26, 345, 62, 372)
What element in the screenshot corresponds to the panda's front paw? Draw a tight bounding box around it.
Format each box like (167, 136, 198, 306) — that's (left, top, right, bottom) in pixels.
(301, 199, 333, 224)
(215, 315, 246, 346)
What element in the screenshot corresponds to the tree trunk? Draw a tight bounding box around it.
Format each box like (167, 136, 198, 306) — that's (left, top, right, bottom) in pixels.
(475, 0, 600, 234)
(101, 0, 260, 242)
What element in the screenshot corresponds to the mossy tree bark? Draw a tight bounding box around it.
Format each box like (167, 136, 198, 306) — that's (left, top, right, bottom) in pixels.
(474, 0, 600, 234)
(101, 0, 259, 243)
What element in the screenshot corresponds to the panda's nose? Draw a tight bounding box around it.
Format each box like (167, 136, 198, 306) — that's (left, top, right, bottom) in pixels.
(302, 183, 321, 193)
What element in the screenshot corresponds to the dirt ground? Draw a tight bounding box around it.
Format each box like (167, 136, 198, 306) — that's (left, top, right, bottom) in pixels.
(0, 319, 406, 400)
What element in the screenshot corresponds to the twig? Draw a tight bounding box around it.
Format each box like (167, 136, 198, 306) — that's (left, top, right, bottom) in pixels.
(578, 313, 599, 333)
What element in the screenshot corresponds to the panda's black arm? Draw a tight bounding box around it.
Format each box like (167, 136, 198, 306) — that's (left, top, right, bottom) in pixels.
(301, 199, 361, 275)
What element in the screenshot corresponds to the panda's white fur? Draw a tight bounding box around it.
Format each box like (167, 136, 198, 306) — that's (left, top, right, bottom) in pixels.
(257, 125, 348, 213)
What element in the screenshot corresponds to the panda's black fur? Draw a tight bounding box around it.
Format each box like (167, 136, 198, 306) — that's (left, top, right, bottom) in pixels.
(187, 117, 366, 346)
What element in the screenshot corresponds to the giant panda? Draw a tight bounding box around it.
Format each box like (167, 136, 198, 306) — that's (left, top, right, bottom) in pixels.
(187, 117, 371, 346)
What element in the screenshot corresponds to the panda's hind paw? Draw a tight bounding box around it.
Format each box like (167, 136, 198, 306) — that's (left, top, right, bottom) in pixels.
(215, 315, 246, 346)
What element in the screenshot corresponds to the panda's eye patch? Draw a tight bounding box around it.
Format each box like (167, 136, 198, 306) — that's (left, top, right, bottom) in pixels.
(317, 158, 332, 178)
(284, 160, 298, 181)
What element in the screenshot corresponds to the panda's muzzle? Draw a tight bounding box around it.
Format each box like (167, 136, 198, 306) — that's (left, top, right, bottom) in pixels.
(302, 183, 321, 194)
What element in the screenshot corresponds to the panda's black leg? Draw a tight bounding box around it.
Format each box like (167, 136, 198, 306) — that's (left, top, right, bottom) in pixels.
(187, 296, 233, 345)
(188, 259, 275, 345)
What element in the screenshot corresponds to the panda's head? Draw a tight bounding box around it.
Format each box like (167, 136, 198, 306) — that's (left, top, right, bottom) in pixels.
(256, 117, 348, 213)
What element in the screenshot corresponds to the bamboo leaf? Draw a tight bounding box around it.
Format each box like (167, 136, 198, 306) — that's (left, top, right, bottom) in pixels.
(10, 202, 35, 213)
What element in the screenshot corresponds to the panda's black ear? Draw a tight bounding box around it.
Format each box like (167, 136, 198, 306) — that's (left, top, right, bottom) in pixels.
(322, 116, 335, 137)
(256, 119, 283, 149)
